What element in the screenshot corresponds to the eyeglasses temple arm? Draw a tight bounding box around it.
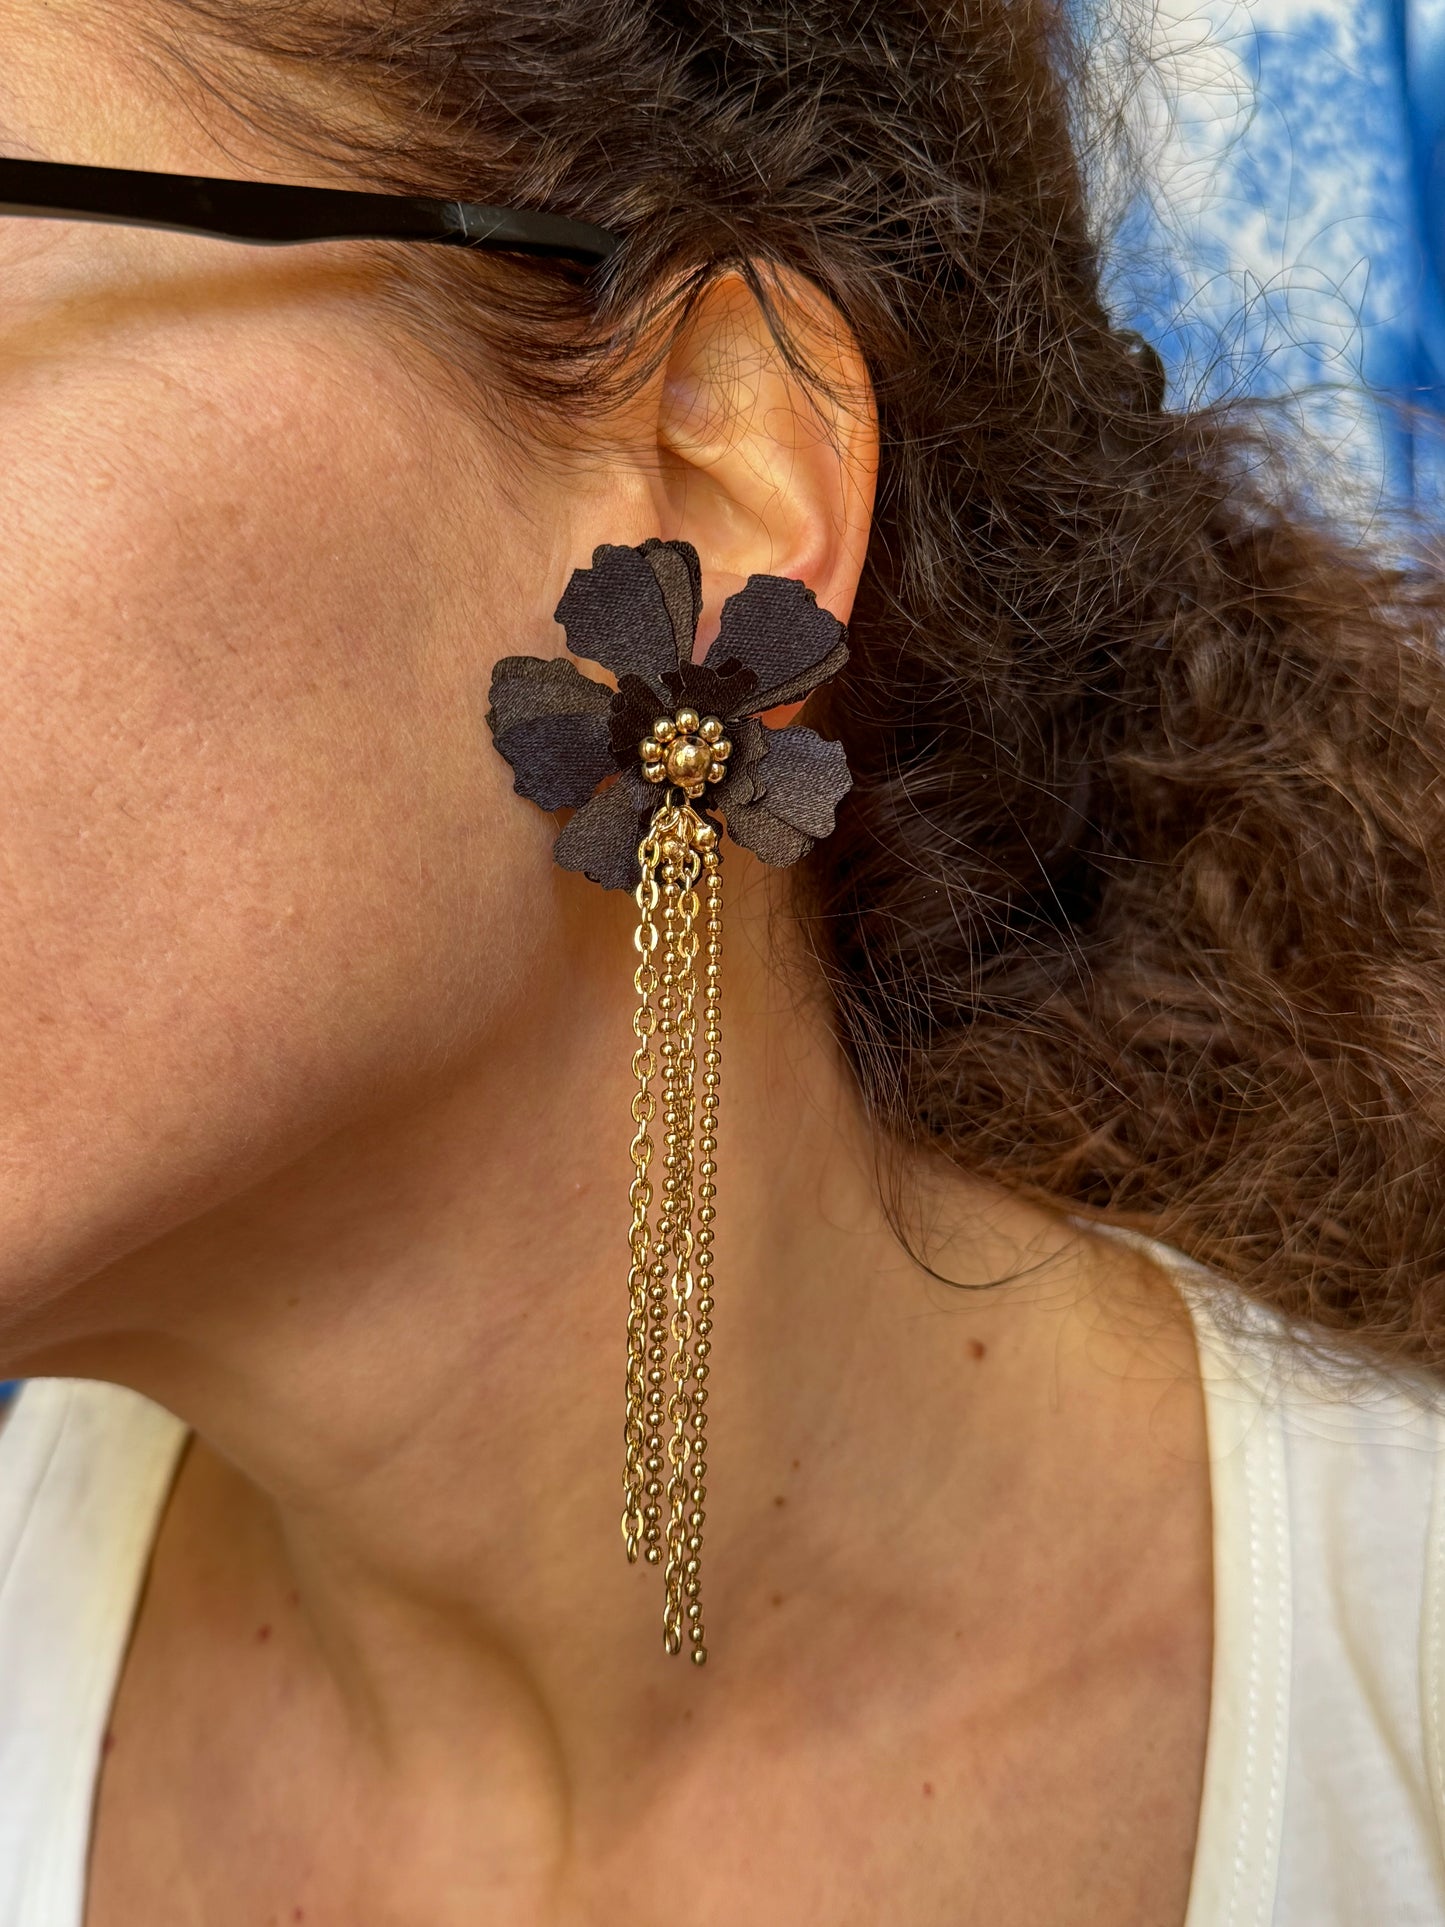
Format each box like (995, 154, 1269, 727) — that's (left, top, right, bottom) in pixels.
(0, 159, 620, 266)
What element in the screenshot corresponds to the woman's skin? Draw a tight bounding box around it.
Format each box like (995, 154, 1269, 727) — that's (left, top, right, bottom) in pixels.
(0, 6, 1214, 1923)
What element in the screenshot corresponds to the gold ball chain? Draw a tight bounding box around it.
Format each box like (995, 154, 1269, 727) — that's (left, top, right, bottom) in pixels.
(623, 786, 719, 1665)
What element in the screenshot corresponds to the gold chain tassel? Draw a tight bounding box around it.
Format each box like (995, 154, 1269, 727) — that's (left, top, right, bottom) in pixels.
(623, 796, 719, 1665)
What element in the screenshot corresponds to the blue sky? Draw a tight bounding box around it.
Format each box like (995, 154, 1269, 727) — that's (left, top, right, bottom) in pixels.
(1099, 0, 1445, 518)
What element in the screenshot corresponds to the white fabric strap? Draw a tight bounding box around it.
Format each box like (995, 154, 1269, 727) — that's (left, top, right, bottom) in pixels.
(0, 1379, 188, 1927)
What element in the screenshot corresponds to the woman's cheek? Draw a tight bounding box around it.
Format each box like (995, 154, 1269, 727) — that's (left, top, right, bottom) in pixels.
(0, 317, 547, 1322)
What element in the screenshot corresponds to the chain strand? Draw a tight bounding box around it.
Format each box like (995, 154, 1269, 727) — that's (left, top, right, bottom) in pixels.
(642, 856, 681, 1568)
(624, 795, 719, 1664)
(681, 844, 722, 1664)
(621, 829, 662, 1562)
(662, 841, 702, 1655)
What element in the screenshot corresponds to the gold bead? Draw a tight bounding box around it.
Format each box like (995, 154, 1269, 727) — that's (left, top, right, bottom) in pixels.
(693, 820, 719, 851)
(666, 738, 712, 784)
(643, 762, 667, 783)
(714, 738, 732, 760)
(640, 737, 662, 762)
(707, 761, 729, 785)
(691, 1647, 708, 1666)
(654, 717, 677, 742)
(700, 715, 724, 743)
(675, 707, 700, 734)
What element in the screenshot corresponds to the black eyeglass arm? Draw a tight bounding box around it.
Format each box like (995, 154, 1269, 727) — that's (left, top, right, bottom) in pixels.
(0, 158, 620, 266)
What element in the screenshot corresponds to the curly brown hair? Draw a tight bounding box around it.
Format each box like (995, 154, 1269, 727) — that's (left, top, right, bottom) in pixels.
(134, 0, 1445, 1367)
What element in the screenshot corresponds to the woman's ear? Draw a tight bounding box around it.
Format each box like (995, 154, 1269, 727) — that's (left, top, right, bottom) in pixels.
(649, 266, 878, 674)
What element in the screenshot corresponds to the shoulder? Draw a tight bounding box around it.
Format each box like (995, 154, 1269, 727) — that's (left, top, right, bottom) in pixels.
(1125, 1235, 1445, 1903)
(1116, 1236, 1445, 1917)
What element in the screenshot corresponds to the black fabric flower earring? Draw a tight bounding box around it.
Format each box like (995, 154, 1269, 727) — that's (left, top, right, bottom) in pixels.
(485, 537, 853, 1664)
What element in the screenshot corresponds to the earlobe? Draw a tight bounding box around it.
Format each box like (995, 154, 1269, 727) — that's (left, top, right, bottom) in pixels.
(652, 267, 878, 641)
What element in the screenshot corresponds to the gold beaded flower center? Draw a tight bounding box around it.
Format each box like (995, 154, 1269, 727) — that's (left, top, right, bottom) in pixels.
(639, 709, 732, 800)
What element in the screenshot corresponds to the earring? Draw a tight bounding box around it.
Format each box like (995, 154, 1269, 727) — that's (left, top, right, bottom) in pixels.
(485, 538, 853, 1664)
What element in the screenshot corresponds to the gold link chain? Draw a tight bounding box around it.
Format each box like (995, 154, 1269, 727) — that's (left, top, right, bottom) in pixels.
(621, 831, 662, 1562)
(623, 794, 720, 1665)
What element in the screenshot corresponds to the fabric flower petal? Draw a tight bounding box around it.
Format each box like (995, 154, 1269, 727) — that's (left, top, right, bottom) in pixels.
(552, 768, 656, 892)
(706, 716, 766, 813)
(608, 672, 670, 764)
(747, 724, 853, 839)
(553, 542, 692, 698)
(662, 657, 760, 722)
(640, 538, 703, 664)
(487, 653, 613, 735)
(494, 710, 616, 811)
(717, 725, 852, 869)
(710, 574, 849, 711)
(719, 798, 812, 868)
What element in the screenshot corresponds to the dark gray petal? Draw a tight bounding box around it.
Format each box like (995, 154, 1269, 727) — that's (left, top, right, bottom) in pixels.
(554, 544, 690, 697)
(663, 657, 759, 722)
(711, 574, 849, 711)
(720, 798, 813, 868)
(552, 769, 657, 891)
(487, 653, 613, 736)
(641, 539, 703, 663)
(749, 725, 853, 839)
(706, 716, 766, 813)
(608, 673, 670, 764)
(494, 710, 616, 811)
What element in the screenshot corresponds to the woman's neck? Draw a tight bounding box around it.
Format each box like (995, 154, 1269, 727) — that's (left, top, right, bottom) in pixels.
(11, 859, 1206, 1853)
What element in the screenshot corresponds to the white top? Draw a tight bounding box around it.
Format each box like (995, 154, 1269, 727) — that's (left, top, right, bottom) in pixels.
(3, 1247, 1445, 1924)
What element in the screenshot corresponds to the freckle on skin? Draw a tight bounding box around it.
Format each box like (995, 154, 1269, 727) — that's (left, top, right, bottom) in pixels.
(101, 1729, 116, 1756)
(967, 1339, 987, 1361)
(286, 1589, 300, 1608)
(771, 1593, 785, 1607)
(256, 1624, 272, 1642)
(773, 1494, 786, 1507)
(922, 1782, 934, 1798)
(791, 1458, 801, 1470)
